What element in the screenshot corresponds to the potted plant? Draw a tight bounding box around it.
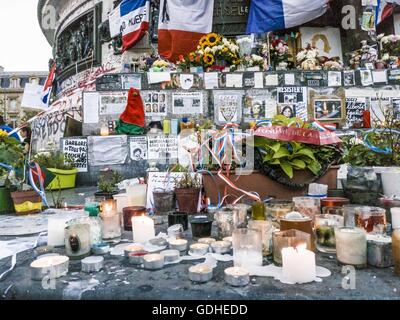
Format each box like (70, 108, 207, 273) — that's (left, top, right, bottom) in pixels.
(95, 170, 123, 200)
(34, 151, 78, 191)
(174, 171, 202, 214)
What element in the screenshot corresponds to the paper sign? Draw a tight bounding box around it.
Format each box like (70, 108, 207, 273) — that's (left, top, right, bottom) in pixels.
(254, 72, 264, 88)
(204, 72, 219, 89)
(147, 135, 179, 160)
(62, 138, 88, 172)
(121, 74, 142, 90)
(345, 97, 367, 128)
(372, 70, 388, 84)
(99, 92, 127, 115)
(172, 92, 203, 115)
(284, 74, 295, 86)
(88, 136, 128, 166)
(226, 73, 243, 88)
(130, 136, 148, 161)
(148, 72, 171, 84)
(265, 74, 279, 86)
(83, 92, 100, 124)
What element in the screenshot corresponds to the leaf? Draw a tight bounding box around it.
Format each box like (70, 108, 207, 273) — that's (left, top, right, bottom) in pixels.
(270, 159, 281, 165)
(262, 153, 273, 162)
(272, 146, 290, 159)
(295, 148, 316, 161)
(270, 142, 281, 153)
(290, 159, 306, 169)
(280, 161, 294, 179)
(307, 161, 322, 176)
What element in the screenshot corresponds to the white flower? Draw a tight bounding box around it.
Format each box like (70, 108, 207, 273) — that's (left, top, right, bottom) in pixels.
(205, 47, 212, 53)
(297, 51, 307, 62)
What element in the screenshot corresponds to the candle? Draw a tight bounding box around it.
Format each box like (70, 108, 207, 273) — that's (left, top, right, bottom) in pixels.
(248, 220, 274, 256)
(123, 206, 147, 231)
(215, 208, 234, 239)
(198, 237, 216, 245)
(168, 212, 189, 231)
(189, 243, 209, 256)
(100, 126, 109, 136)
(161, 250, 180, 263)
(81, 256, 104, 273)
(224, 267, 250, 287)
(48, 216, 74, 247)
(367, 234, 394, 268)
(233, 229, 263, 268)
(113, 193, 130, 213)
(91, 242, 110, 255)
(124, 244, 144, 257)
(143, 253, 164, 270)
(232, 204, 249, 228)
(392, 229, 400, 276)
(265, 200, 294, 226)
(280, 212, 316, 252)
(355, 206, 387, 233)
(391, 208, 400, 229)
(190, 216, 213, 239)
(100, 200, 122, 240)
(272, 229, 312, 265)
(149, 238, 168, 247)
(335, 227, 367, 268)
(128, 251, 148, 265)
(126, 184, 147, 207)
(65, 222, 91, 260)
(31, 255, 69, 281)
(169, 239, 188, 252)
(210, 241, 231, 254)
(251, 201, 266, 221)
(292, 197, 321, 221)
(131, 215, 155, 243)
(315, 214, 344, 253)
(343, 205, 359, 227)
(189, 264, 213, 283)
(281, 244, 316, 284)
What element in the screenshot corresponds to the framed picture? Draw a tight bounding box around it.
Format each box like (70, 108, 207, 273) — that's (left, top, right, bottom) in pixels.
(343, 70, 355, 86)
(278, 104, 296, 118)
(314, 99, 343, 121)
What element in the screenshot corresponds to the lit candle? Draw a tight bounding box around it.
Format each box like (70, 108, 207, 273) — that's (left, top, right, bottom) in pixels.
(30, 255, 69, 281)
(100, 126, 109, 136)
(161, 250, 180, 263)
(335, 227, 367, 268)
(367, 234, 394, 268)
(189, 264, 213, 283)
(281, 244, 316, 284)
(124, 244, 144, 257)
(128, 251, 148, 265)
(198, 237, 216, 245)
(210, 241, 231, 254)
(189, 243, 210, 256)
(81, 256, 104, 273)
(391, 208, 400, 229)
(131, 215, 155, 244)
(143, 253, 164, 270)
(224, 267, 250, 287)
(100, 200, 122, 240)
(168, 239, 188, 252)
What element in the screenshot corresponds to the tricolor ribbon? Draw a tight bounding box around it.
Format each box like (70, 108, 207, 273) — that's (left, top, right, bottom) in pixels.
(28, 162, 49, 208)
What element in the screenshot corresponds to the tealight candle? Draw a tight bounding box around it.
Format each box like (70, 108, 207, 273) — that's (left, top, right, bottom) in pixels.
(224, 267, 250, 287)
(210, 241, 231, 254)
(131, 215, 155, 244)
(124, 244, 144, 257)
(198, 238, 216, 245)
(367, 234, 394, 268)
(143, 253, 164, 270)
(168, 239, 188, 252)
(161, 250, 180, 263)
(31, 255, 69, 281)
(335, 227, 367, 268)
(81, 256, 104, 273)
(281, 244, 316, 284)
(190, 243, 210, 256)
(128, 251, 148, 265)
(189, 264, 213, 283)
(91, 242, 110, 255)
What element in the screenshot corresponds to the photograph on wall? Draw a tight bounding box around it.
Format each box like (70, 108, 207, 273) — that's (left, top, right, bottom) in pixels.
(244, 91, 277, 122)
(344, 70, 355, 86)
(172, 92, 203, 115)
(62, 138, 88, 173)
(360, 69, 373, 86)
(214, 91, 244, 124)
(147, 135, 179, 160)
(130, 136, 148, 161)
(278, 104, 296, 118)
(328, 71, 342, 87)
(99, 92, 127, 115)
(314, 99, 343, 121)
(143, 91, 168, 116)
(277, 87, 308, 119)
(122, 74, 142, 90)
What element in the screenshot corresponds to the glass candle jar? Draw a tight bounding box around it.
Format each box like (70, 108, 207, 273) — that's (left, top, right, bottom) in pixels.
(251, 201, 266, 221)
(215, 207, 234, 239)
(343, 205, 359, 227)
(232, 228, 263, 269)
(100, 200, 122, 240)
(168, 212, 189, 231)
(355, 206, 387, 233)
(190, 215, 213, 239)
(315, 214, 344, 253)
(272, 229, 312, 265)
(232, 204, 249, 229)
(265, 200, 294, 224)
(280, 214, 315, 252)
(122, 206, 146, 231)
(65, 221, 91, 260)
(392, 229, 400, 276)
(153, 190, 176, 214)
(248, 220, 273, 256)
(321, 197, 350, 209)
(335, 227, 367, 268)
(293, 197, 321, 221)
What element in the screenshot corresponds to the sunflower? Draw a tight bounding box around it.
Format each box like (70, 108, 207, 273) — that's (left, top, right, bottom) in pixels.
(199, 35, 209, 49)
(0, 130, 8, 139)
(206, 33, 221, 47)
(203, 53, 215, 66)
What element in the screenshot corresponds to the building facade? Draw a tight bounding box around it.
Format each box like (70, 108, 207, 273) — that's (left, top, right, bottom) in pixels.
(0, 66, 47, 127)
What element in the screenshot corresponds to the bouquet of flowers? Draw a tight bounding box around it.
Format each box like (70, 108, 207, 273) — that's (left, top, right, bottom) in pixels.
(321, 57, 344, 70)
(241, 54, 268, 70)
(267, 39, 291, 68)
(380, 34, 400, 67)
(296, 44, 321, 70)
(348, 40, 378, 69)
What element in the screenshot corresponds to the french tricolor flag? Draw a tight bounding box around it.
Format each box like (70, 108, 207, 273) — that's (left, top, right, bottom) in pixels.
(109, 0, 150, 52)
(158, 0, 214, 63)
(247, 0, 329, 34)
(41, 63, 56, 107)
(376, 0, 398, 25)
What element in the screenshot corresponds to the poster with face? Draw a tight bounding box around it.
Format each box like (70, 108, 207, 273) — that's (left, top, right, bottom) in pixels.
(244, 91, 277, 122)
(130, 136, 148, 161)
(214, 91, 244, 125)
(277, 87, 308, 119)
(172, 92, 203, 115)
(344, 70, 355, 86)
(143, 91, 168, 116)
(314, 99, 343, 120)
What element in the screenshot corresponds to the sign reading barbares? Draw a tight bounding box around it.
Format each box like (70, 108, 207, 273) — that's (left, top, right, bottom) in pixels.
(62, 138, 88, 172)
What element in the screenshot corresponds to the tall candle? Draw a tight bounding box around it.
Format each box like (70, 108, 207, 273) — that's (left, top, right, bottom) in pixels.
(391, 208, 400, 230)
(335, 227, 367, 267)
(131, 215, 155, 243)
(126, 184, 147, 207)
(48, 216, 71, 247)
(281, 244, 316, 284)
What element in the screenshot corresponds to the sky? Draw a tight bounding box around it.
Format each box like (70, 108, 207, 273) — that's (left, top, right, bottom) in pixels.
(0, 0, 52, 72)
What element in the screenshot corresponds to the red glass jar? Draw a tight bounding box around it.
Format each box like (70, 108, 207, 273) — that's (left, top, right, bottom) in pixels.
(123, 206, 147, 231)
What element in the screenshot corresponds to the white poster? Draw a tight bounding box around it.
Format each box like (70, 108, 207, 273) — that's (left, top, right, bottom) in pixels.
(244, 91, 277, 122)
(147, 134, 179, 160)
(21, 83, 47, 111)
(88, 136, 128, 166)
(300, 27, 343, 61)
(83, 92, 100, 124)
(214, 91, 244, 124)
(62, 138, 88, 172)
(172, 92, 203, 115)
(99, 92, 127, 115)
(130, 136, 148, 161)
(143, 91, 168, 116)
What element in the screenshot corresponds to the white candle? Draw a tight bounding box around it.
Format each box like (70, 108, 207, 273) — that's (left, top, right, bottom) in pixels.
(47, 216, 71, 247)
(124, 244, 144, 257)
(131, 216, 155, 243)
(30, 255, 69, 280)
(211, 241, 231, 254)
(169, 239, 188, 252)
(126, 184, 147, 207)
(190, 243, 209, 256)
(224, 267, 250, 287)
(113, 193, 130, 213)
(81, 256, 104, 273)
(143, 253, 164, 270)
(189, 264, 213, 282)
(281, 244, 316, 284)
(391, 208, 400, 229)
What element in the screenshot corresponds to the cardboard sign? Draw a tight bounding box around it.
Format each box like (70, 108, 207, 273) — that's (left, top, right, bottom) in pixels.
(62, 138, 88, 172)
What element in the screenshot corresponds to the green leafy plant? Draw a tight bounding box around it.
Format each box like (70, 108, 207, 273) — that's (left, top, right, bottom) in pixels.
(0, 130, 25, 188)
(97, 171, 124, 193)
(34, 151, 76, 170)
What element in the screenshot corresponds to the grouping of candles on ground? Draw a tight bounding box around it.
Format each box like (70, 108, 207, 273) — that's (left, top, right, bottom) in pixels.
(30, 196, 400, 287)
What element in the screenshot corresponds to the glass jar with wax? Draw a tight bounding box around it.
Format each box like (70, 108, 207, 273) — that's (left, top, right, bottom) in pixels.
(265, 200, 295, 226)
(354, 206, 387, 233)
(215, 207, 235, 239)
(335, 227, 367, 268)
(84, 204, 103, 246)
(251, 201, 266, 221)
(272, 229, 312, 265)
(232, 204, 249, 228)
(233, 228, 263, 269)
(315, 214, 344, 253)
(293, 197, 321, 221)
(100, 199, 122, 240)
(248, 220, 274, 256)
(65, 220, 91, 260)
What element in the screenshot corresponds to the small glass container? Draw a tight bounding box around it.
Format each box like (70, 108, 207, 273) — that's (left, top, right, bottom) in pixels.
(293, 197, 321, 221)
(215, 207, 234, 239)
(355, 206, 387, 233)
(100, 200, 122, 240)
(265, 200, 294, 225)
(168, 212, 189, 231)
(248, 220, 274, 256)
(280, 213, 315, 251)
(123, 206, 146, 231)
(272, 229, 312, 265)
(343, 205, 359, 227)
(315, 214, 344, 253)
(232, 204, 249, 228)
(322, 206, 345, 216)
(367, 234, 394, 268)
(392, 229, 400, 276)
(335, 227, 367, 268)
(251, 201, 266, 221)
(232, 228, 263, 269)
(190, 215, 213, 239)
(64, 221, 91, 260)
(321, 197, 350, 209)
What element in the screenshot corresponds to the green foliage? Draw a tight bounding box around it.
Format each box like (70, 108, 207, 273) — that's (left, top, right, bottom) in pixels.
(97, 171, 124, 193)
(0, 132, 25, 187)
(34, 151, 76, 170)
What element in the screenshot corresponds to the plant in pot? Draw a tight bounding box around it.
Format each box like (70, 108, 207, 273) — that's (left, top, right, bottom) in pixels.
(34, 151, 78, 191)
(95, 170, 124, 200)
(174, 170, 202, 214)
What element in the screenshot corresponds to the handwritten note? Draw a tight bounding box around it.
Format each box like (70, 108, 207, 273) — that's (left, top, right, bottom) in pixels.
(345, 97, 367, 128)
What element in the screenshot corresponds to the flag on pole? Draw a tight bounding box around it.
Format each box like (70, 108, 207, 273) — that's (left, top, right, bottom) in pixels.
(158, 0, 214, 62)
(376, 0, 398, 25)
(41, 63, 56, 108)
(246, 0, 329, 34)
(109, 0, 150, 52)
